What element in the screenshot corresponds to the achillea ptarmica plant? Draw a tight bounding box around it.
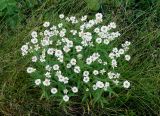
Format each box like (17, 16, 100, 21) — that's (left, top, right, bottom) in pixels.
(21, 13, 131, 103)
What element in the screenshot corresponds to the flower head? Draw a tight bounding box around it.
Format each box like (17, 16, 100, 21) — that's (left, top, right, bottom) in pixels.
(51, 88, 58, 94)
(63, 95, 69, 102)
(123, 80, 130, 88)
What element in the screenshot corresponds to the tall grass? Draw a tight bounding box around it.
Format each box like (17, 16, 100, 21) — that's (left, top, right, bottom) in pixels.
(0, 0, 160, 115)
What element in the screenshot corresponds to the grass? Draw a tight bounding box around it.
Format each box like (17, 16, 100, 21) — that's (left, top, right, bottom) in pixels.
(0, 0, 160, 115)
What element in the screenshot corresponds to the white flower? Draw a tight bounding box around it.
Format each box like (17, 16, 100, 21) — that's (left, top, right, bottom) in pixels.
(92, 53, 100, 60)
(61, 28, 67, 32)
(88, 40, 94, 46)
(125, 55, 131, 61)
(66, 63, 72, 68)
(21, 44, 28, 51)
(94, 28, 100, 33)
(35, 79, 41, 85)
(101, 26, 108, 32)
(88, 20, 95, 27)
(59, 31, 65, 37)
(47, 48, 54, 55)
(103, 39, 109, 45)
(53, 64, 59, 70)
(70, 58, 77, 65)
(39, 32, 43, 35)
(115, 73, 120, 78)
(81, 15, 87, 21)
(75, 46, 83, 52)
(108, 72, 114, 79)
(45, 65, 52, 71)
(40, 56, 46, 62)
(86, 58, 92, 65)
(45, 72, 51, 78)
(95, 13, 103, 23)
(32, 56, 38, 62)
(50, 25, 57, 30)
(63, 89, 68, 94)
(104, 86, 108, 91)
(80, 25, 85, 31)
(66, 41, 73, 48)
(95, 13, 103, 19)
(105, 82, 110, 87)
(83, 71, 89, 77)
(31, 38, 38, 44)
(123, 80, 130, 88)
(55, 50, 63, 57)
(124, 47, 129, 52)
(83, 76, 89, 83)
(98, 59, 102, 64)
(86, 88, 89, 91)
(58, 23, 63, 28)
(115, 53, 120, 58)
(58, 75, 64, 82)
(43, 79, 51, 86)
(103, 62, 107, 65)
(59, 14, 64, 19)
(74, 66, 81, 73)
(109, 53, 115, 59)
(63, 77, 69, 84)
(70, 16, 76, 21)
(112, 59, 117, 68)
(96, 38, 102, 44)
(43, 21, 50, 27)
(113, 48, 118, 53)
(55, 71, 61, 76)
(96, 81, 104, 88)
(100, 69, 106, 74)
(119, 49, 124, 55)
(93, 70, 99, 75)
(70, 30, 77, 35)
(51, 88, 58, 94)
(21, 44, 29, 56)
(41, 39, 49, 46)
(65, 17, 70, 22)
(71, 87, 78, 93)
(44, 30, 50, 36)
(58, 57, 64, 63)
(56, 40, 62, 46)
(109, 22, 116, 29)
(27, 67, 36, 73)
(93, 84, 97, 90)
(31, 31, 37, 38)
(63, 95, 69, 102)
(113, 80, 119, 85)
(72, 19, 78, 24)
(34, 44, 40, 51)
(63, 46, 70, 53)
(77, 54, 83, 59)
(125, 41, 131, 46)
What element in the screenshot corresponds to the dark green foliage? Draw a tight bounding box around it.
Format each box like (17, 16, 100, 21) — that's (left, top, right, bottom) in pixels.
(0, 0, 20, 29)
(0, 0, 44, 30)
(85, 0, 101, 11)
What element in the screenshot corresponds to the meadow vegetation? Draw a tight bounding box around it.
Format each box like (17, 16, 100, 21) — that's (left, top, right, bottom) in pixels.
(0, 0, 160, 115)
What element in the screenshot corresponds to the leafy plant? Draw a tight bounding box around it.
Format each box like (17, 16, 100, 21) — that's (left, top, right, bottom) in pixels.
(0, 0, 44, 30)
(85, 0, 101, 11)
(21, 13, 131, 106)
(0, 0, 20, 28)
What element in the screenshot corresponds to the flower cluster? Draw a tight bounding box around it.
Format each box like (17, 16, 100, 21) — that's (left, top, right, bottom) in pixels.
(21, 13, 131, 102)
